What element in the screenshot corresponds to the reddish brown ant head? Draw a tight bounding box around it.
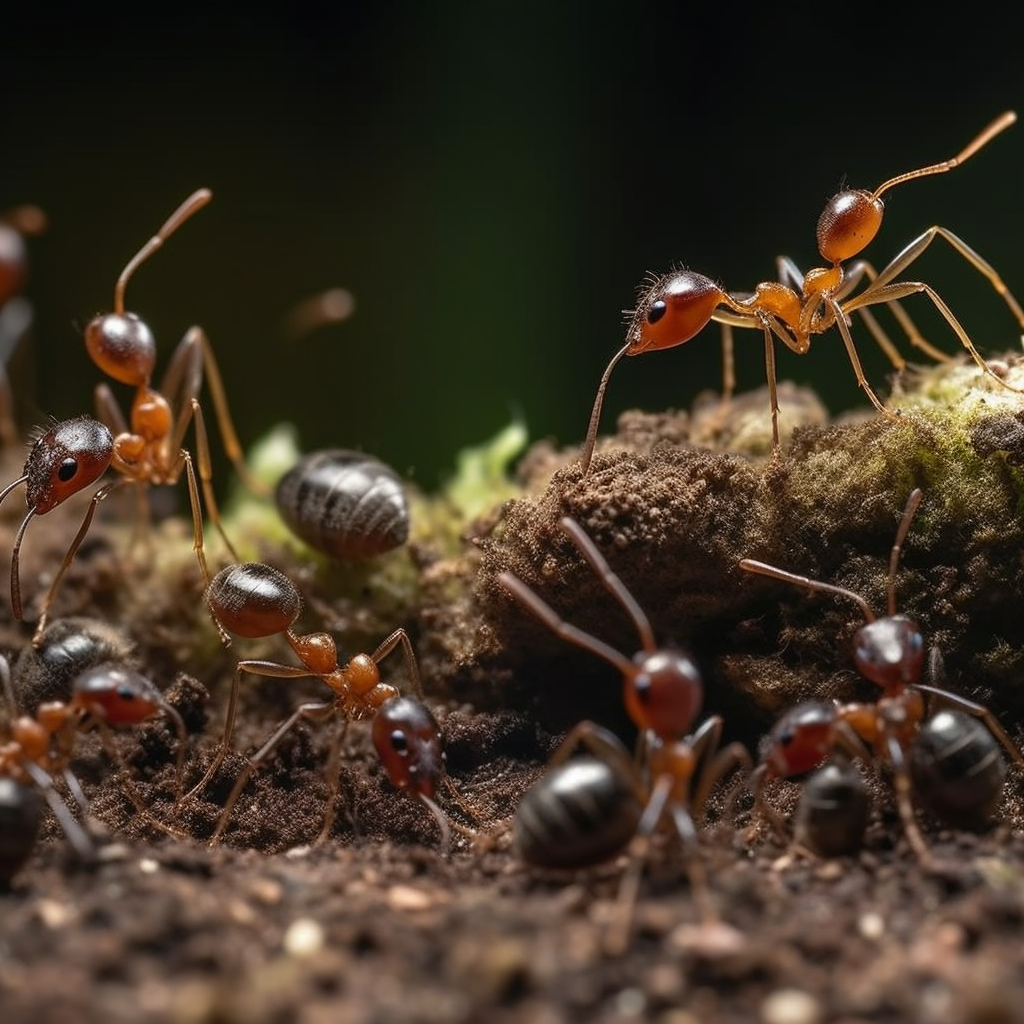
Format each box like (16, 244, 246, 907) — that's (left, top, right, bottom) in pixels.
(627, 270, 725, 355)
(206, 562, 303, 638)
(852, 614, 924, 691)
(624, 649, 702, 739)
(760, 701, 836, 779)
(71, 664, 163, 726)
(816, 190, 884, 264)
(371, 696, 445, 799)
(22, 416, 113, 515)
(83, 313, 157, 386)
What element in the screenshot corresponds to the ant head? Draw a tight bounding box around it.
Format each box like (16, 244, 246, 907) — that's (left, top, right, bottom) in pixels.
(83, 313, 157, 386)
(852, 614, 924, 691)
(207, 562, 303, 639)
(626, 270, 724, 355)
(23, 416, 113, 514)
(71, 664, 162, 726)
(760, 701, 836, 779)
(816, 190, 884, 264)
(372, 696, 445, 799)
(624, 649, 702, 739)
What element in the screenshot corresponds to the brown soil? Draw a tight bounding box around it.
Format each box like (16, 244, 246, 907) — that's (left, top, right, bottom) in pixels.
(5, 402, 1024, 1024)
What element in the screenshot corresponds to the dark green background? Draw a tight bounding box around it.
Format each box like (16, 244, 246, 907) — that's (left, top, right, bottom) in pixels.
(3, 6, 1022, 488)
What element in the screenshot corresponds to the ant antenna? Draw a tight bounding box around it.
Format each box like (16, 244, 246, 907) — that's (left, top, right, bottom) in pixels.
(113, 188, 212, 315)
(887, 488, 923, 616)
(872, 112, 1016, 199)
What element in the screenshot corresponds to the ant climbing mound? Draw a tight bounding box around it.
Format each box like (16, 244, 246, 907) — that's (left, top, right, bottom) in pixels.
(580, 111, 1024, 472)
(498, 516, 749, 955)
(741, 488, 1024, 862)
(187, 561, 467, 850)
(0, 191, 258, 641)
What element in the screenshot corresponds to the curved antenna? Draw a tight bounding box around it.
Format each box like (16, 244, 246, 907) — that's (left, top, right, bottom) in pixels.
(580, 341, 630, 475)
(497, 571, 635, 676)
(558, 517, 657, 653)
(9, 506, 36, 620)
(872, 111, 1016, 199)
(739, 558, 876, 623)
(113, 188, 213, 314)
(887, 488, 923, 617)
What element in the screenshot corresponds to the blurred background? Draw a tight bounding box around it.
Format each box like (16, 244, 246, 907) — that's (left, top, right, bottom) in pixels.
(2, 5, 1022, 489)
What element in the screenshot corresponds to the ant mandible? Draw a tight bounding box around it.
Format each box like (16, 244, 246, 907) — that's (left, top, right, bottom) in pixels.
(741, 488, 1024, 863)
(0, 191, 257, 640)
(580, 112, 1024, 472)
(498, 516, 749, 955)
(186, 562, 465, 850)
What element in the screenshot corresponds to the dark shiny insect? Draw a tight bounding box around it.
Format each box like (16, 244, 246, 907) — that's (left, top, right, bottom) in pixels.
(0, 776, 43, 884)
(188, 561, 462, 849)
(580, 112, 1024, 471)
(275, 449, 410, 560)
(791, 758, 870, 858)
(513, 723, 644, 870)
(498, 516, 749, 954)
(743, 489, 1023, 862)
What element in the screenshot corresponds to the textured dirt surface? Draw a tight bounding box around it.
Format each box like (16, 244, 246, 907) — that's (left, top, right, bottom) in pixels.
(6, 385, 1024, 1024)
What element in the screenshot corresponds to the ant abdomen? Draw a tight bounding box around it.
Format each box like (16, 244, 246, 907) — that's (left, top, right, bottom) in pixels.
(816, 190, 884, 264)
(83, 312, 157, 386)
(274, 449, 410, 560)
(909, 710, 1007, 828)
(514, 754, 643, 870)
(372, 696, 445, 799)
(793, 759, 870, 857)
(206, 562, 302, 638)
(0, 777, 43, 884)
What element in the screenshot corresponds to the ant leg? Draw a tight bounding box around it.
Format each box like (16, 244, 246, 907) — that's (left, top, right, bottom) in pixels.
(209, 699, 334, 845)
(761, 323, 781, 449)
(182, 660, 313, 804)
(0, 653, 16, 720)
(748, 763, 789, 840)
(866, 226, 1024, 328)
(825, 296, 899, 417)
(883, 729, 932, 865)
(688, 715, 752, 820)
(21, 760, 95, 862)
(369, 627, 423, 698)
(93, 383, 129, 435)
(315, 717, 352, 844)
(178, 447, 213, 587)
(29, 479, 125, 644)
(161, 326, 267, 495)
(840, 261, 941, 366)
(913, 683, 1024, 769)
(844, 281, 1024, 395)
(186, 399, 241, 563)
(603, 773, 673, 956)
(92, 722, 190, 839)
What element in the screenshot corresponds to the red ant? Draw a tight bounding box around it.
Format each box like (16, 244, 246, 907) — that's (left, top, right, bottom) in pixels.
(0, 650, 188, 873)
(498, 516, 749, 955)
(187, 561, 467, 850)
(0, 190, 257, 641)
(741, 488, 1024, 862)
(580, 112, 1024, 472)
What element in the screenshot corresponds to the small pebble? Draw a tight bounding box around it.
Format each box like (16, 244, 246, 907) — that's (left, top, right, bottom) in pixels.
(283, 917, 324, 957)
(760, 987, 822, 1024)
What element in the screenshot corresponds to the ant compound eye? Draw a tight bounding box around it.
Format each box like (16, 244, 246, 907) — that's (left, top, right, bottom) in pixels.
(646, 300, 667, 325)
(632, 675, 652, 702)
(58, 458, 78, 482)
(117, 686, 137, 702)
(390, 730, 409, 756)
